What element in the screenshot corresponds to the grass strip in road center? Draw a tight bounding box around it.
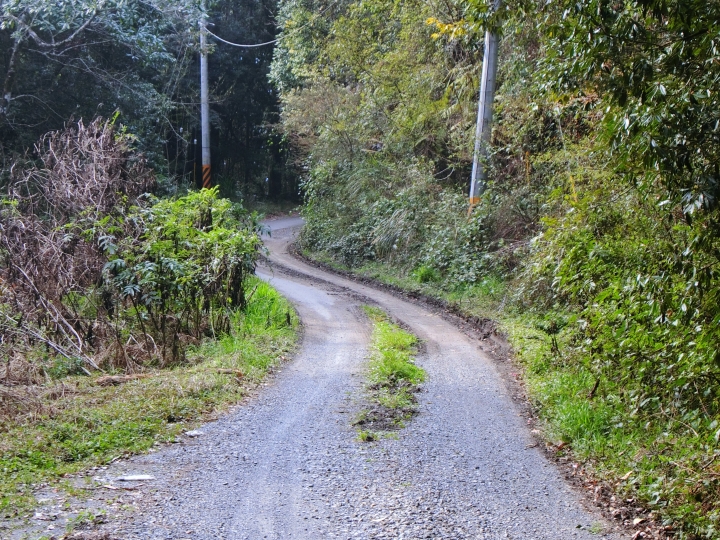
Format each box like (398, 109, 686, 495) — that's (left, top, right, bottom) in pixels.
(355, 306, 426, 442)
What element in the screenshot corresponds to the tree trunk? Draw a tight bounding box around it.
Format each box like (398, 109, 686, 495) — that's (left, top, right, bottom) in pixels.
(1, 35, 23, 116)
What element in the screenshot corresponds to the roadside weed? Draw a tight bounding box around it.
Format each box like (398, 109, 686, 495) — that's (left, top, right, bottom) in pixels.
(0, 277, 298, 516)
(66, 509, 106, 532)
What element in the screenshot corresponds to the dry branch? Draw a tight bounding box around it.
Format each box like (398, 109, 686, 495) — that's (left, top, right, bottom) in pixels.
(94, 374, 151, 387)
(0, 117, 155, 376)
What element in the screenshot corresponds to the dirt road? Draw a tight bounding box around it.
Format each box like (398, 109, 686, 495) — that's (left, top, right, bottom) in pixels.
(29, 216, 624, 539)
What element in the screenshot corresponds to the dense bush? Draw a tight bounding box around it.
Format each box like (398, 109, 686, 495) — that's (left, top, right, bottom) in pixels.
(0, 118, 155, 376)
(102, 188, 261, 365)
(0, 119, 261, 378)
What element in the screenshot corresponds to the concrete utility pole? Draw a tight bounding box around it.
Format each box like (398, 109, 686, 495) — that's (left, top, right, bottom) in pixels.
(469, 3, 501, 207)
(200, 0, 212, 189)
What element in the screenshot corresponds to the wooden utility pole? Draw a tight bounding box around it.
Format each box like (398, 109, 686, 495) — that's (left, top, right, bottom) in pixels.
(200, 0, 212, 189)
(469, 3, 501, 207)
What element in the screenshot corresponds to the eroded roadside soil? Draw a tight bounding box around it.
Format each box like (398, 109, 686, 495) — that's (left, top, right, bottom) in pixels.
(6, 216, 625, 540)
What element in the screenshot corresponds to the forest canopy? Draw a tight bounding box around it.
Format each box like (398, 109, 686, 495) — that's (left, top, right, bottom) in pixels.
(0, 0, 296, 199)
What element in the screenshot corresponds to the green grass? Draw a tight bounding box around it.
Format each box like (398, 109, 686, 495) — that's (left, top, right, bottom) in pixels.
(304, 250, 506, 321)
(504, 316, 720, 538)
(0, 277, 298, 517)
(305, 248, 720, 538)
(355, 306, 425, 440)
(65, 508, 106, 533)
(363, 306, 425, 387)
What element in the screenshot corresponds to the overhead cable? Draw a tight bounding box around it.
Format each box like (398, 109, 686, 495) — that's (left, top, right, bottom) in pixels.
(206, 28, 278, 48)
(204, 0, 339, 49)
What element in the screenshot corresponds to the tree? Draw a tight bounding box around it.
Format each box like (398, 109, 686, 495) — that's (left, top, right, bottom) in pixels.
(203, 0, 296, 200)
(0, 0, 296, 200)
(538, 0, 720, 214)
(0, 0, 200, 167)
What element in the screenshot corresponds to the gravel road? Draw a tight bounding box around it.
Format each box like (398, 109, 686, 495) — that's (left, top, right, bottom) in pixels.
(17, 216, 625, 539)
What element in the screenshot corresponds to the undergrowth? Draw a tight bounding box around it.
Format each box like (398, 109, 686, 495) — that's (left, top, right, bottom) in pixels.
(354, 306, 425, 441)
(305, 250, 507, 321)
(0, 278, 298, 516)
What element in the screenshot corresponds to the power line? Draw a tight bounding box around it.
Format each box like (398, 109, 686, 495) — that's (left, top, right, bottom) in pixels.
(206, 28, 278, 48)
(204, 0, 340, 49)
(197, 0, 340, 189)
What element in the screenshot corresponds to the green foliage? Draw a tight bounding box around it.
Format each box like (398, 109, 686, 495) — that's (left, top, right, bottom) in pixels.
(0, 0, 200, 162)
(103, 187, 261, 363)
(273, 0, 489, 274)
(356, 306, 425, 440)
(505, 306, 720, 539)
(538, 0, 720, 208)
(0, 0, 294, 197)
(46, 357, 88, 380)
(277, 0, 720, 534)
(363, 306, 425, 387)
(529, 0, 720, 428)
(1, 120, 262, 370)
(0, 277, 297, 516)
(412, 265, 441, 284)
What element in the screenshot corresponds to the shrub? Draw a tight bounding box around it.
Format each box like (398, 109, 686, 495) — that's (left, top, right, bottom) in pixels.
(102, 188, 261, 365)
(412, 265, 441, 283)
(0, 119, 261, 373)
(0, 118, 154, 375)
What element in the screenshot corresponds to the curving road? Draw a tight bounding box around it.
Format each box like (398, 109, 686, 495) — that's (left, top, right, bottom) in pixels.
(86, 216, 624, 539)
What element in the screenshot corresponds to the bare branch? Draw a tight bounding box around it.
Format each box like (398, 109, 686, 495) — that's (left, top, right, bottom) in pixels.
(8, 11, 98, 49)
